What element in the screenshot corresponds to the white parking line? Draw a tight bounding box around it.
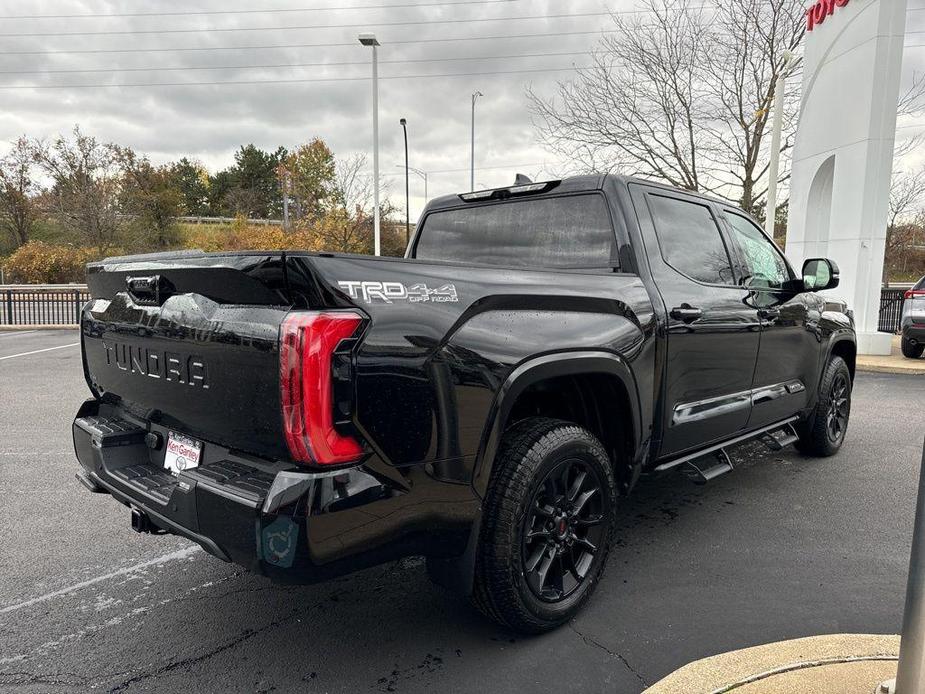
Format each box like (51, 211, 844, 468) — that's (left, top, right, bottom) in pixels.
(0, 342, 80, 360)
(0, 546, 202, 615)
(0, 330, 36, 337)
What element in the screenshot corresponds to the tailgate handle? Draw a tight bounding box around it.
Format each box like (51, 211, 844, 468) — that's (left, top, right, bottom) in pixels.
(126, 275, 172, 305)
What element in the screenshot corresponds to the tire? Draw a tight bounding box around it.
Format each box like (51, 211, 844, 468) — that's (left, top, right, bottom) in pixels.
(902, 336, 924, 359)
(796, 356, 852, 456)
(471, 417, 617, 633)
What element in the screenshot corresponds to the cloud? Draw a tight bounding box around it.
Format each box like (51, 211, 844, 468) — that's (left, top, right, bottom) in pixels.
(0, 0, 922, 218)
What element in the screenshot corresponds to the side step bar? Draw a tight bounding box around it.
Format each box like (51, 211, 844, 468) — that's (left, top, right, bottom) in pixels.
(654, 416, 800, 481)
(684, 449, 734, 485)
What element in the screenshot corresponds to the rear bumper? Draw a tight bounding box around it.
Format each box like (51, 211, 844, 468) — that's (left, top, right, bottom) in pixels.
(73, 400, 478, 583)
(902, 322, 925, 344)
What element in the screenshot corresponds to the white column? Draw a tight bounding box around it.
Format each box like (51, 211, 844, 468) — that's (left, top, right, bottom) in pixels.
(372, 44, 381, 257)
(786, 0, 907, 355)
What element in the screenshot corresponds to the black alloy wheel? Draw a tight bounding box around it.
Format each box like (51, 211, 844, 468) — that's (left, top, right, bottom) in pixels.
(522, 458, 606, 602)
(825, 371, 850, 445)
(795, 355, 852, 456)
(471, 417, 617, 633)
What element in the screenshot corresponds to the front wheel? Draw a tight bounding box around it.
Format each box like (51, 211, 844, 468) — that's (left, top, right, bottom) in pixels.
(796, 355, 852, 456)
(472, 417, 617, 633)
(902, 336, 924, 359)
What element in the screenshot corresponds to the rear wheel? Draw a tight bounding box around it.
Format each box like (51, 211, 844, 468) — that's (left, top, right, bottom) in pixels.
(902, 336, 924, 359)
(796, 356, 852, 456)
(472, 417, 617, 633)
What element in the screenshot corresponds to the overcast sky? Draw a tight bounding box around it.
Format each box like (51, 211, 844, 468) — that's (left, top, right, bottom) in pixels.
(0, 0, 923, 220)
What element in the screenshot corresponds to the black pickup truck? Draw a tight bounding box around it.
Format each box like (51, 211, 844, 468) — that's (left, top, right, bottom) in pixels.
(73, 175, 855, 632)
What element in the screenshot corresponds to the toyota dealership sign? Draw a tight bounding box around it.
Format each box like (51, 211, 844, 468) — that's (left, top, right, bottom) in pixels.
(805, 0, 849, 31)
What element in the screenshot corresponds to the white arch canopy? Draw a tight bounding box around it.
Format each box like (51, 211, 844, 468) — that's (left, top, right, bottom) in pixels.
(785, 0, 907, 356)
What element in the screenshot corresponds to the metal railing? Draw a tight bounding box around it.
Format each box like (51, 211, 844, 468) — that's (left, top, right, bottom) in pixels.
(1, 285, 90, 326)
(178, 215, 283, 226)
(880, 288, 908, 334)
(0, 284, 915, 328)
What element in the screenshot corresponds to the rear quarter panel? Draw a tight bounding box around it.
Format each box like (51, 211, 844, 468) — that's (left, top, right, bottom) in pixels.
(288, 254, 657, 484)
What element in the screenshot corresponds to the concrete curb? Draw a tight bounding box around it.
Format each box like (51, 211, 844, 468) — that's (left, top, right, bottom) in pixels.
(645, 634, 899, 694)
(856, 360, 925, 376)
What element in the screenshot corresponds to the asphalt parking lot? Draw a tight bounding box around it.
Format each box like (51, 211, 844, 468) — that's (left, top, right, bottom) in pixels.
(1, 328, 922, 693)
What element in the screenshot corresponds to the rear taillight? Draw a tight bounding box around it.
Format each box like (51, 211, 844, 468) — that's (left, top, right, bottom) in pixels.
(280, 311, 364, 466)
(905, 289, 925, 299)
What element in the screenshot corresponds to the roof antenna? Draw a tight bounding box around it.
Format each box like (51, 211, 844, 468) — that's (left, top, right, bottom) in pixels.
(514, 173, 533, 185)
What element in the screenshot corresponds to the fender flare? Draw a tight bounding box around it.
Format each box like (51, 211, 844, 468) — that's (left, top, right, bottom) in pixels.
(471, 350, 643, 500)
(431, 351, 643, 597)
(823, 332, 857, 379)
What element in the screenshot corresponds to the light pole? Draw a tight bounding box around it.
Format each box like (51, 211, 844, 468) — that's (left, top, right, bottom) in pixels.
(400, 117, 410, 245)
(408, 166, 427, 201)
(765, 50, 795, 238)
(359, 33, 381, 256)
(470, 91, 483, 192)
(395, 164, 428, 202)
(282, 169, 291, 231)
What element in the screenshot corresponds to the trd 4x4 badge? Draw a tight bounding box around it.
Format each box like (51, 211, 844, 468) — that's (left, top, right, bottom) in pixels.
(337, 280, 458, 304)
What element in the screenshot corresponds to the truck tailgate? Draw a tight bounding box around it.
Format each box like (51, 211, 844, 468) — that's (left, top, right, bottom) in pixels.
(81, 252, 292, 460)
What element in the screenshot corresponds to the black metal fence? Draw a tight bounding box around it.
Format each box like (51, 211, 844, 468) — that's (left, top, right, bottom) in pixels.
(0, 284, 914, 330)
(1, 286, 90, 326)
(880, 288, 907, 334)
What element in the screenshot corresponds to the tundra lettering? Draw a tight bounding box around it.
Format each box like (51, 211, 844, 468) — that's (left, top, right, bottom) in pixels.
(102, 340, 209, 388)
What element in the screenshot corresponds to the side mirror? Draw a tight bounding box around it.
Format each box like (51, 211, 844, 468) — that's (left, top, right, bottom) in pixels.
(802, 258, 840, 291)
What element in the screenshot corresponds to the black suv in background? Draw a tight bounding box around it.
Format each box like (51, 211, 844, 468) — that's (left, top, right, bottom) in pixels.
(73, 175, 855, 632)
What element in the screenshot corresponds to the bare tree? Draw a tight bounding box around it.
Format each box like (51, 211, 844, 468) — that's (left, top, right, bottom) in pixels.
(528, 0, 805, 215)
(0, 137, 37, 248)
(704, 0, 805, 215)
(895, 72, 925, 160)
(32, 126, 123, 254)
(885, 166, 925, 281)
(305, 154, 400, 254)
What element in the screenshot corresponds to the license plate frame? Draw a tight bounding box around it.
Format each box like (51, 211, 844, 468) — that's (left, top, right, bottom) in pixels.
(164, 431, 202, 474)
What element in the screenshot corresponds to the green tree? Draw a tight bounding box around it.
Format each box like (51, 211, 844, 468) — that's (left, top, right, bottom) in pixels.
(170, 157, 210, 216)
(211, 144, 286, 218)
(115, 147, 184, 249)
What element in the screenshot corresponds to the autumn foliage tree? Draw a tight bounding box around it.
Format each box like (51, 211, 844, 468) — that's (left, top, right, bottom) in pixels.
(115, 147, 185, 249)
(32, 126, 123, 254)
(278, 138, 336, 224)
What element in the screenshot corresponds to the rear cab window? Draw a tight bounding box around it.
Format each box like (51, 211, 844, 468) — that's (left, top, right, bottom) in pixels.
(413, 194, 618, 270)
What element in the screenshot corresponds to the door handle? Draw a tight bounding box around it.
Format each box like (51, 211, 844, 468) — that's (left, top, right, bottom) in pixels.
(758, 307, 781, 322)
(669, 304, 703, 323)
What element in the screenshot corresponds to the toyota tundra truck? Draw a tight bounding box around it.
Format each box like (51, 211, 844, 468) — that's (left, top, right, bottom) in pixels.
(73, 175, 856, 632)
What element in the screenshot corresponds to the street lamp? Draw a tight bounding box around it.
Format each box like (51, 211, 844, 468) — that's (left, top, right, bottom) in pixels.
(400, 117, 410, 245)
(408, 166, 427, 201)
(470, 91, 483, 192)
(765, 50, 795, 238)
(394, 164, 428, 201)
(359, 33, 381, 256)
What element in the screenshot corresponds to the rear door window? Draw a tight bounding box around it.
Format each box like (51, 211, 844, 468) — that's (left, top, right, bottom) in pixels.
(414, 194, 617, 269)
(646, 194, 736, 285)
